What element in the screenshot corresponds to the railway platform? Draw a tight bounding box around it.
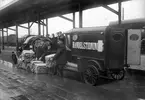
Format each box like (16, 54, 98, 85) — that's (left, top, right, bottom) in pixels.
(0, 47, 145, 100)
(0, 61, 145, 100)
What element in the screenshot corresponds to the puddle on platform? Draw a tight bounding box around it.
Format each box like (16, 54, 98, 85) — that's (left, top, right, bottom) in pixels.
(1, 60, 145, 99)
(0, 60, 13, 68)
(0, 59, 83, 89)
(0, 59, 81, 81)
(11, 95, 29, 100)
(0, 89, 12, 100)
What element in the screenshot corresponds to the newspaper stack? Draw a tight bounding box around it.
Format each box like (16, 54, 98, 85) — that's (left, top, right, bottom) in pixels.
(33, 63, 48, 74)
(45, 54, 55, 68)
(30, 60, 43, 72)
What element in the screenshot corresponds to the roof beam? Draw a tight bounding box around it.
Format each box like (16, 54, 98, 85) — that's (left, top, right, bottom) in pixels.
(35, 21, 46, 26)
(29, 22, 34, 28)
(59, 15, 73, 22)
(0, 29, 7, 32)
(8, 28, 16, 31)
(102, 5, 119, 15)
(18, 25, 29, 29)
(40, 20, 46, 26)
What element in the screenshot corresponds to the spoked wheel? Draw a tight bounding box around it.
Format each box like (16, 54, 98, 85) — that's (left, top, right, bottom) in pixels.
(83, 65, 99, 86)
(110, 69, 125, 80)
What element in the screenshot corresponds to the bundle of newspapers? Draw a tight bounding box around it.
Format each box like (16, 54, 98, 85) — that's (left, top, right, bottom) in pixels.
(45, 54, 56, 68)
(17, 50, 35, 70)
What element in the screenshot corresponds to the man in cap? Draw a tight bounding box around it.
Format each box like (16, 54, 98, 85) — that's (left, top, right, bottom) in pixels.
(52, 35, 67, 77)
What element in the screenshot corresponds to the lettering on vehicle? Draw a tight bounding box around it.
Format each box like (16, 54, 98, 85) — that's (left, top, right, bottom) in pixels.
(72, 40, 104, 52)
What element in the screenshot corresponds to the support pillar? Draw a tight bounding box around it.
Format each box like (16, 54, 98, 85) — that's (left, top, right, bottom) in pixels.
(121, 7, 124, 20)
(46, 18, 48, 36)
(43, 20, 45, 36)
(38, 14, 41, 35)
(79, 4, 83, 28)
(73, 12, 75, 28)
(6, 28, 8, 46)
(28, 22, 30, 35)
(118, 2, 122, 25)
(16, 25, 19, 51)
(0, 30, 1, 51)
(1, 28, 4, 50)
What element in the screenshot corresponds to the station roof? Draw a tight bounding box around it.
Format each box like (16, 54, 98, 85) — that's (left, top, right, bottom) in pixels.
(0, 0, 129, 28)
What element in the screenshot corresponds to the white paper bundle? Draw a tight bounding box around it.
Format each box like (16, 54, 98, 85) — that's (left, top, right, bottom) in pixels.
(20, 50, 35, 62)
(66, 62, 78, 68)
(45, 54, 55, 61)
(30, 60, 43, 72)
(45, 54, 55, 68)
(33, 63, 48, 74)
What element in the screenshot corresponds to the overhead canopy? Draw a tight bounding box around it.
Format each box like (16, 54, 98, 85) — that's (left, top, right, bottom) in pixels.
(0, 0, 129, 28)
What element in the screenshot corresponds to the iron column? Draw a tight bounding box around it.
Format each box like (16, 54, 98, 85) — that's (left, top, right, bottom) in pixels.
(73, 12, 75, 28)
(118, 2, 122, 25)
(46, 18, 48, 37)
(2, 28, 4, 50)
(16, 25, 19, 51)
(79, 4, 83, 28)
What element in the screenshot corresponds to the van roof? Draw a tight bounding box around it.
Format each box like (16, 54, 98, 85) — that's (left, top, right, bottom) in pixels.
(65, 26, 107, 34)
(109, 18, 145, 29)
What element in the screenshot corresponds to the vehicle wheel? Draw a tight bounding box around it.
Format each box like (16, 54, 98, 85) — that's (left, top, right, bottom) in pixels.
(83, 65, 99, 86)
(110, 69, 125, 80)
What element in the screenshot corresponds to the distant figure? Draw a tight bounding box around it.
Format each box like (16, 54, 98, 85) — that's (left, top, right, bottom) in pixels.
(35, 46, 44, 60)
(52, 34, 55, 38)
(56, 31, 62, 37)
(11, 52, 17, 64)
(52, 36, 67, 77)
(46, 34, 50, 38)
(39, 41, 52, 62)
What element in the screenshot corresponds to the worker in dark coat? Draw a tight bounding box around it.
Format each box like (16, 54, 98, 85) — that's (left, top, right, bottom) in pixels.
(39, 41, 52, 62)
(52, 35, 67, 77)
(36, 46, 44, 60)
(11, 52, 17, 64)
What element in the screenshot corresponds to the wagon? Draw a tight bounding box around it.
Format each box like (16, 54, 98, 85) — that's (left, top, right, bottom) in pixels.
(64, 21, 143, 85)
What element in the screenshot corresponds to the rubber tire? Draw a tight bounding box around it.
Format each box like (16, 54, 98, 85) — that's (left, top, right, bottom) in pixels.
(110, 69, 125, 80)
(83, 65, 99, 86)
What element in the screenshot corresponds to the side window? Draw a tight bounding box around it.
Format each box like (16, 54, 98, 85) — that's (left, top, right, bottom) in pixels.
(112, 33, 123, 42)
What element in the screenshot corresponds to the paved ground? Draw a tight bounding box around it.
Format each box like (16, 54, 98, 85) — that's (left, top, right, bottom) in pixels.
(0, 46, 15, 63)
(0, 47, 145, 100)
(1, 61, 145, 100)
